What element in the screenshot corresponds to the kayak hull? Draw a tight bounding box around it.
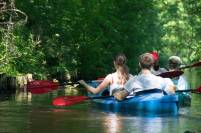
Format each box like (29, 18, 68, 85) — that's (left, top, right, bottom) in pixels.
(177, 92, 191, 106)
(92, 93, 178, 116)
(88, 80, 178, 115)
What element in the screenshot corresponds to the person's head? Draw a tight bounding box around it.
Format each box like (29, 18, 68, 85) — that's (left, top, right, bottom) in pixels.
(113, 53, 129, 81)
(139, 53, 154, 70)
(114, 53, 127, 68)
(168, 56, 182, 70)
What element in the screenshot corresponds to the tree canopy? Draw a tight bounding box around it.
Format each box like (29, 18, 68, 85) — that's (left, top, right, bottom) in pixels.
(0, 0, 200, 81)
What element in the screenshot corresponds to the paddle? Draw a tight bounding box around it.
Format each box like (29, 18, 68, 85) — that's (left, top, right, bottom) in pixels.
(180, 60, 201, 69)
(157, 60, 201, 78)
(27, 79, 103, 94)
(52, 85, 201, 106)
(176, 85, 201, 93)
(157, 70, 184, 78)
(52, 95, 112, 106)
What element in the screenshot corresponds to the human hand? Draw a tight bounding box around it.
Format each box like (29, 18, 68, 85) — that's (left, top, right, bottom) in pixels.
(78, 80, 86, 85)
(113, 89, 128, 101)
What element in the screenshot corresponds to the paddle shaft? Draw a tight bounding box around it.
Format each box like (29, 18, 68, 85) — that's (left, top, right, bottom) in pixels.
(176, 89, 199, 93)
(27, 79, 103, 93)
(180, 61, 201, 69)
(64, 80, 103, 86)
(88, 95, 113, 99)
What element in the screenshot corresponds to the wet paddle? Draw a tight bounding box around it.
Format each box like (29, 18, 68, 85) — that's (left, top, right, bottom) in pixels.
(27, 80, 102, 94)
(52, 95, 111, 106)
(52, 85, 201, 106)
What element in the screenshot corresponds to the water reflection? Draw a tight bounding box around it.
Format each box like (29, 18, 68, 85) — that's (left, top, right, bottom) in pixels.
(14, 85, 81, 104)
(15, 92, 32, 103)
(131, 117, 164, 133)
(102, 114, 123, 133)
(101, 113, 180, 133)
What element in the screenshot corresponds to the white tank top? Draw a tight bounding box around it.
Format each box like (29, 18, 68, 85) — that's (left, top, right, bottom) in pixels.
(105, 72, 133, 95)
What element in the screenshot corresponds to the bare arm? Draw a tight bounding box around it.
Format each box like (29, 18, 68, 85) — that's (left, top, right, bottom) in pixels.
(164, 78, 176, 94)
(167, 85, 176, 94)
(78, 78, 110, 94)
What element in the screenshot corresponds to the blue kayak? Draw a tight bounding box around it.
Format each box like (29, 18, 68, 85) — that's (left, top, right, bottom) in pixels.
(92, 93, 178, 116)
(176, 92, 191, 106)
(88, 81, 179, 116)
(172, 75, 191, 106)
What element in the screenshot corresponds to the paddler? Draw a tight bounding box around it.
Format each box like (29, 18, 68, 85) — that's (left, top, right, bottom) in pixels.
(113, 53, 176, 100)
(78, 53, 134, 101)
(168, 56, 189, 90)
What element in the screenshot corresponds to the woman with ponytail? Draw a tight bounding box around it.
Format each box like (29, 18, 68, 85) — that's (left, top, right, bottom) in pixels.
(78, 53, 133, 101)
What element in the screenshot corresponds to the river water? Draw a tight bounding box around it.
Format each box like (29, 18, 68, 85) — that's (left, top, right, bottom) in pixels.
(0, 71, 201, 133)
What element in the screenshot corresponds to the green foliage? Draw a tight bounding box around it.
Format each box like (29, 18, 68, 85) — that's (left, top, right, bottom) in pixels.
(0, 0, 200, 80)
(155, 0, 201, 64)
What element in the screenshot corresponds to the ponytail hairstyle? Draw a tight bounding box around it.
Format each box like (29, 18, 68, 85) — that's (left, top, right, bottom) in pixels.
(113, 53, 129, 84)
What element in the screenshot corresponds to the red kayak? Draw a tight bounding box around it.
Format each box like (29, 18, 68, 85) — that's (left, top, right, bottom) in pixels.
(27, 80, 59, 94)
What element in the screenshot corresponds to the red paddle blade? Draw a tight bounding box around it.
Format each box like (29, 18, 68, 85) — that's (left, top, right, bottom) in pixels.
(157, 70, 184, 78)
(27, 80, 59, 94)
(195, 86, 201, 93)
(52, 96, 88, 106)
(97, 77, 104, 80)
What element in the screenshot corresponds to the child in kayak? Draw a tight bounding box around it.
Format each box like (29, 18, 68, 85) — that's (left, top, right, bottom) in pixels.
(78, 53, 134, 101)
(114, 53, 176, 100)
